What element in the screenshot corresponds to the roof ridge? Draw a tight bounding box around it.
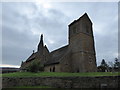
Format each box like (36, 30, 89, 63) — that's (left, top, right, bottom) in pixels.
(50, 45, 68, 53)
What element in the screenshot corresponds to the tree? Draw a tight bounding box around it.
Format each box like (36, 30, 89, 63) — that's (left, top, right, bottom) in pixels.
(108, 61, 114, 72)
(98, 59, 109, 72)
(27, 60, 44, 73)
(113, 58, 120, 72)
(114, 58, 120, 68)
(101, 59, 109, 67)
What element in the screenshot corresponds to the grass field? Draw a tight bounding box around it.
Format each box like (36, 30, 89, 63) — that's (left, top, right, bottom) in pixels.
(1, 72, 120, 77)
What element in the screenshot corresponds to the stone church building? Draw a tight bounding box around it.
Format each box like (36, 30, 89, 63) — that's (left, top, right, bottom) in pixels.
(20, 13, 97, 72)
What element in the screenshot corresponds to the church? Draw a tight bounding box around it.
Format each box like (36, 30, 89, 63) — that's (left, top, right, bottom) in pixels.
(20, 13, 97, 72)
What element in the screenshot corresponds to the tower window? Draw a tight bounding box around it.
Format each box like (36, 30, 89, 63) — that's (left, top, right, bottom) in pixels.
(89, 61, 92, 64)
(86, 25, 89, 33)
(73, 27, 77, 34)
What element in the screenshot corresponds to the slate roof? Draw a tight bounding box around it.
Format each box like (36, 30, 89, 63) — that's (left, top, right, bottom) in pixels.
(45, 45, 69, 65)
(26, 52, 37, 62)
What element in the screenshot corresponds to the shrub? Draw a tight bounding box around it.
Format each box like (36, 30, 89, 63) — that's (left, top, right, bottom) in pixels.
(28, 61, 44, 73)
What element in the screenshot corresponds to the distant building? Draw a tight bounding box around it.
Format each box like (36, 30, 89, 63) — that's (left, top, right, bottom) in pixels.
(20, 13, 97, 72)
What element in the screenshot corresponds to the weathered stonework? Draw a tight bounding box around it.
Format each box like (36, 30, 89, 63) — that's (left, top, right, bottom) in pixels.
(20, 13, 97, 72)
(2, 76, 119, 88)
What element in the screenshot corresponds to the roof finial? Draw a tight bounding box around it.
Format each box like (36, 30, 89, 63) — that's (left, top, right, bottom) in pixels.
(38, 34, 44, 51)
(33, 50, 35, 53)
(41, 34, 43, 41)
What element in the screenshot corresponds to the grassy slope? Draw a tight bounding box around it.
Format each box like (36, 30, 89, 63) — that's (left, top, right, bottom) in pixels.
(1, 72, 120, 77)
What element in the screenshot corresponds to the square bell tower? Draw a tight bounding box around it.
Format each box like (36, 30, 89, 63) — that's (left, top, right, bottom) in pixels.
(68, 13, 97, 72)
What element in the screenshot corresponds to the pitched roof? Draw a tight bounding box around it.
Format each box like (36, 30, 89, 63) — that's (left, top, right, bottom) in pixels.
(26, 52, 37, 62)
(69, 13, 92, 26)
(45, 45, 69, 65)
(44, 45, 49, 52)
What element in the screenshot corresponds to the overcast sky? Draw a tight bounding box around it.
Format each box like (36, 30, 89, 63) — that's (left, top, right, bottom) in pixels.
(1, 2, 118, 67)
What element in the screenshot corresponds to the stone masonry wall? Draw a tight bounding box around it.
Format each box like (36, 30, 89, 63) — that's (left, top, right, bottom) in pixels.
(2, 76, 119, 88)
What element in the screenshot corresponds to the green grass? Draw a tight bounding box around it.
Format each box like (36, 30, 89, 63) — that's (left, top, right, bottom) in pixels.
(1, 72, 120, 77)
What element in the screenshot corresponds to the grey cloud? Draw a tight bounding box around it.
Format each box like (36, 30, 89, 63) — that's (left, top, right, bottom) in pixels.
(2, 45, 30, 65)
(28, 7, 70, 51)
(2, 2, 118, 66)
(2, 25, 39, 65)
(2, 2, 70, 66)
(95, 23, 118, 64)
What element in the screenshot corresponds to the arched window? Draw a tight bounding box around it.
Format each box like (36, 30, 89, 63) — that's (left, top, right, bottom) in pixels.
(53, 66, 55, 72)
(77, 69, 79, 73)
(86, 25, 89, 33)
(73, 26, 77, 34)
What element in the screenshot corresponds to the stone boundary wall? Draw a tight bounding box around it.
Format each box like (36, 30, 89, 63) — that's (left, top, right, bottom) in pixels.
(2, 76, 119, 88)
